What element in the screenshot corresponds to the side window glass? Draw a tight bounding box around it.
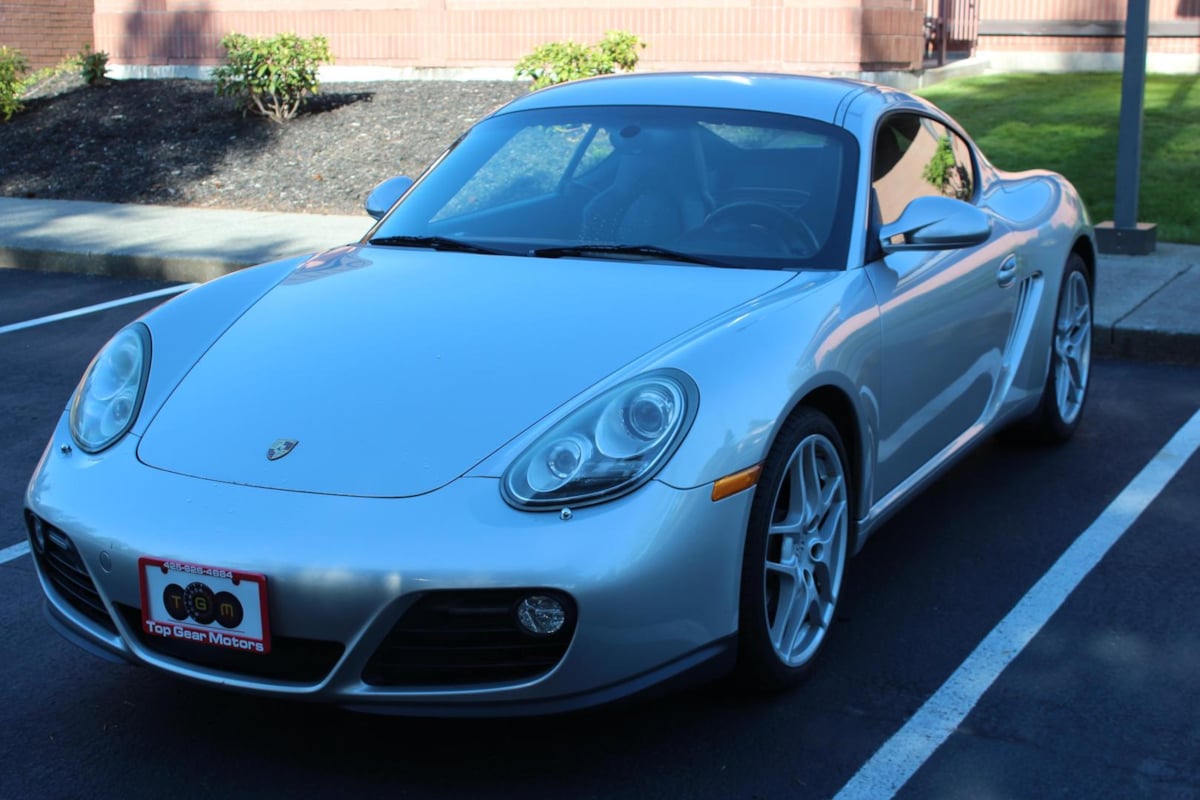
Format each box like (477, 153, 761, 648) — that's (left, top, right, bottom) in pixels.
(872, 115, 976, 226)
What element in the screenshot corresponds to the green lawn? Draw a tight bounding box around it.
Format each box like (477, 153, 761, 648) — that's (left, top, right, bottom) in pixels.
(918, 72, 1200, 244)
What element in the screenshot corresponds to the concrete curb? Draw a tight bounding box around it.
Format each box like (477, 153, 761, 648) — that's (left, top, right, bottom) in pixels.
(1098, 329, 1200, 366)
(1094, 244, 1199, 365)
(0, 245, 254, 283)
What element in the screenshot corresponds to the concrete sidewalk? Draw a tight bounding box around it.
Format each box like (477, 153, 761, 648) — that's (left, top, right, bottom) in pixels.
(1, 196, 1197, 364)
(0, 197, 370, 283)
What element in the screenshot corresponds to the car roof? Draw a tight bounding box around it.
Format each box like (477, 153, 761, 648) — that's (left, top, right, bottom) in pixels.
(494, 72, 893, 125)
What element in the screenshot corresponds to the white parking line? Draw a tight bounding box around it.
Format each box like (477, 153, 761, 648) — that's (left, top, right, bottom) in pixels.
(1, 541, 31, 564)
(835, 407, 1200, 800)
(0, 284, 195, 336)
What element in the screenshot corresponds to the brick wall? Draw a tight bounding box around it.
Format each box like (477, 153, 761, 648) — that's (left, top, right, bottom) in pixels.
(979, 0, 1200, 56)
(92, 0, 927, 74)
(0, 0, 95, 70)
(7, 0, 1195, 77)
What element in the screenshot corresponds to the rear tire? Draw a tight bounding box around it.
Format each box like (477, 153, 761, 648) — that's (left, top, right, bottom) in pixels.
(1028, 253, 1093, 443)
(736, 408, 851, 689)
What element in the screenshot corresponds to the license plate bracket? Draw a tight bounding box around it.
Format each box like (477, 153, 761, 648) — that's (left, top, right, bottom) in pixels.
(138, 557, 271, 655)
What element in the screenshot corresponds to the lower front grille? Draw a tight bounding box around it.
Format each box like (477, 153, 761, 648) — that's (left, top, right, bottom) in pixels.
(26, 511, 117, 635)
(363, 589, 577, 687)
(115, 604, 344, 684)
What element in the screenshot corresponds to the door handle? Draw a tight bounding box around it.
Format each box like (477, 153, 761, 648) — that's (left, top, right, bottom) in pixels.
(997, 255, 1018, 288)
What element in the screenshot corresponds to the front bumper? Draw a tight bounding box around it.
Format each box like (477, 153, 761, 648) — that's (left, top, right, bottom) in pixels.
(25, 414, 753, 714)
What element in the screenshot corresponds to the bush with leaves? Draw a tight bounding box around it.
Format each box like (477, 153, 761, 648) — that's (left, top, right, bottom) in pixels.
(76, 45, 109, 85)
(212, 32, 333, 123)
(0, 46, 29, 122)
(515, 31, 645, 90)
(921, 135, 971, 199)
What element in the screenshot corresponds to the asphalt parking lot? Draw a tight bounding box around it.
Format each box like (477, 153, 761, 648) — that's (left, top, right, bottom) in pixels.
(2, 266, 1198, 800)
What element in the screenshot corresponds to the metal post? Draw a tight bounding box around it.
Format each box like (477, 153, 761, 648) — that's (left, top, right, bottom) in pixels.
(938, 0, 948, 67)
(1096, 0, 1157, 254)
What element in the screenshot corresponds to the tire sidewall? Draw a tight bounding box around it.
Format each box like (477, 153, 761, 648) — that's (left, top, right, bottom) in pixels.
(1039, 253, 1093, 441)
(736, 407, 851, 689)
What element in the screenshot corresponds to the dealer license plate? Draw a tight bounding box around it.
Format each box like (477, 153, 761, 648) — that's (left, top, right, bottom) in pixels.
(139, 557, 271, 654)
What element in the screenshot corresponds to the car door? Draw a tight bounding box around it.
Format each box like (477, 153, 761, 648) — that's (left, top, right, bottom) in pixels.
(863, 113, 1022, 499)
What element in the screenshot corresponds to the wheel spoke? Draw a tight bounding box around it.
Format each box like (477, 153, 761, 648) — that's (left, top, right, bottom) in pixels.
(801, 442, 822, 521)
(1057, 361, 1076, 409)
(777, 571, 827, 658)
(767, 455, 809, 537)
(769, 516, 805, 537)
(768, 568, 799, 649)
(811, 556, 834, 606)
(1077, 323, 1092, 347)
(1063, 351, 1082, 393)
(816, 499, 846, 551)
(765, 559, 793, 577)
(814, 475, 845, 544)
(1071, 299, 1090, 330)
(791, 577, 824, 651)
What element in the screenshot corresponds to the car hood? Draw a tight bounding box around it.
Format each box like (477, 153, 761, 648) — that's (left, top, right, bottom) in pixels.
(137, 245, 795, 497)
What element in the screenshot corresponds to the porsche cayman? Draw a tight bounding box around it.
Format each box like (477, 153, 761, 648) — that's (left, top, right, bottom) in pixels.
(24, 73, 1095, 714)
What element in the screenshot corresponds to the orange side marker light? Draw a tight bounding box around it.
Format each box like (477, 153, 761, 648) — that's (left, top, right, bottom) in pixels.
(711, 464, 763, 502)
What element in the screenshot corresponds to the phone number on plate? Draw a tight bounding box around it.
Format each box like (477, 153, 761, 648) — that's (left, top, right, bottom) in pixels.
(162, 562, 233, 580)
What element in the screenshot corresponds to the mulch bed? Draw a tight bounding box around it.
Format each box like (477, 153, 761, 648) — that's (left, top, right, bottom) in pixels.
(0, 75, 526, 215)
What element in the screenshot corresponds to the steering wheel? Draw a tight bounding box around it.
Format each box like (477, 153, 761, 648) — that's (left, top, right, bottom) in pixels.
(701, 201, 821, 257)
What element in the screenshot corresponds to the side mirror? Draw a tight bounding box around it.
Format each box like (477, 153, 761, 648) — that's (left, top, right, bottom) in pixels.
(880, 195, 991, 253)
(364, 176, 415, 220)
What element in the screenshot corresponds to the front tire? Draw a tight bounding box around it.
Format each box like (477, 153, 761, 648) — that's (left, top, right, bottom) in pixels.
(1030, 253, 1093, 442)
(737, 408, 851, 689)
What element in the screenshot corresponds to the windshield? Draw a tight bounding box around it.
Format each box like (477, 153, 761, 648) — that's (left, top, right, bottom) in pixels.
(372, 105, 859, 270)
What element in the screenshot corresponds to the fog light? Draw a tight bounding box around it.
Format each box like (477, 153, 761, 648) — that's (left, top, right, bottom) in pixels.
(515, 595, 566, 636)
(28, 515, 46, 554)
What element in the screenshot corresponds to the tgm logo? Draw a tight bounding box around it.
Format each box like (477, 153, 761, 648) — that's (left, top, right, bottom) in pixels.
(267, 438, 299, 461)
(162, 581, 244, 628)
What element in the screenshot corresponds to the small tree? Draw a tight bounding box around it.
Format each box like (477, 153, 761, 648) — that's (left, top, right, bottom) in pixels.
(515, 31, 645, 90)
(213, 32, 333, 123)
(0, 46, 29, 122)
(76, 45, 110, 86)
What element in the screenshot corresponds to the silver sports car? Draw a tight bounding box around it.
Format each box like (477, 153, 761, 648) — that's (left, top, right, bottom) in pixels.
(25, 73, 1094, 714)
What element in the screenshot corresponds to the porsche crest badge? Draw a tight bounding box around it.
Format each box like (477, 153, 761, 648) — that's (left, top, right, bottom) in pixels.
(267, 438, 299, 461)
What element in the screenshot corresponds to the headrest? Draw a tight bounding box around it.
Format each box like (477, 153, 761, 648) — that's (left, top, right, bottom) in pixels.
(611, 124, 681, 157)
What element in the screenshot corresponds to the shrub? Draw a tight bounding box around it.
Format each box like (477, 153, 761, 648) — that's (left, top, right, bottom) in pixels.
(515, 31, 645, 90)
(0, 46, 29, 122)
(921, 135, 971, 199)
(77, 45, 109, 85)
(594, 31, 644, 75)
(212, 32, 333, 123)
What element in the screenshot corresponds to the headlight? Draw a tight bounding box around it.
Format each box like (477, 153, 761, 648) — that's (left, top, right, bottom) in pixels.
(502, 370, 698, 509)
(69, 323, 152, 453)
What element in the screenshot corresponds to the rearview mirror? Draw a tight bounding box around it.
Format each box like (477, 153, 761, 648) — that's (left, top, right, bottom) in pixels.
(365, 176, 415, 220)
(880, 195, 991, 253)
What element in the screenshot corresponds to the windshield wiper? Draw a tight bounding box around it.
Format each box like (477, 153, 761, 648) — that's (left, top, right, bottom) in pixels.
(531, 244, 727, 267)
(368, 235, 509, 256)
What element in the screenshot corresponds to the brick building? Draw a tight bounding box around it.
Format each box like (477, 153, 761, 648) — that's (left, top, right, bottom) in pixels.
(977, 0, 1199, 72)
(0, 0, 93, 70)
(2, 0, 1197, 77)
